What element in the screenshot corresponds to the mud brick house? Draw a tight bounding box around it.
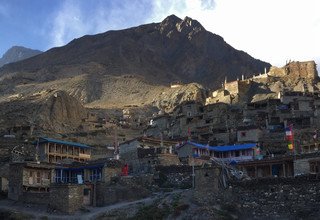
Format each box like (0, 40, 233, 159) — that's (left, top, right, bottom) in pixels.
(176, 141, 259, 164)
(119, 137, 180, 173)
(35, 137, 91, 163)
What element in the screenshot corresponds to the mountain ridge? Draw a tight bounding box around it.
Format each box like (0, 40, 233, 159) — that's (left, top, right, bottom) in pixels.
(0, 15, 270, 88)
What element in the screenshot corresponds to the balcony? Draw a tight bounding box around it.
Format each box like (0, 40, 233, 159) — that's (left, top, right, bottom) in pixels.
(79, 153, 91, 159)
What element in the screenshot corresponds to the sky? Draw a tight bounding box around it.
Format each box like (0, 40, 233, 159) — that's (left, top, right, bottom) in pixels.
(0, 0, 319, 70)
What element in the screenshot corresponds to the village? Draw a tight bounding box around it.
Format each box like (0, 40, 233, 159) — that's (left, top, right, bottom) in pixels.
(0, 61, 320, 219)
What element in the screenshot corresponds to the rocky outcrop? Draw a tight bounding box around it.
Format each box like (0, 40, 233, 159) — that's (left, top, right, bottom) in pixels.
(0, 90, 86, 135)
(38, 90, 87, 132)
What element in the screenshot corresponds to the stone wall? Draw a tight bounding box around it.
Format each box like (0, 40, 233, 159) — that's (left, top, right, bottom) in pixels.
(224, 81, 239, 95)
(95, 177, 151, 207)
(49, 184, 84, 214)
(231, 176, 320, 219)
(193, 174, 320, 219)
(155, 165, 192, 188)
(22, 192, 49, 205)
(194, 166, 220, 192)
(8, 163, 23, 201)
(102, 167, 122, 183)
(294, 158, 310, 175)
(157, 154, 180, 166)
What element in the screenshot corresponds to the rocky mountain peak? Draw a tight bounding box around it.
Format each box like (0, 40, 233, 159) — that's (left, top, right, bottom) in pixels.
(0, 46, 42, 67)
(158, 14, 204, 37)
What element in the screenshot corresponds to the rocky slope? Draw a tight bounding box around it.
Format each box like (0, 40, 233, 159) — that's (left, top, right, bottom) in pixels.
(0, 15, 271, 135)
(0, 46, 42, 67)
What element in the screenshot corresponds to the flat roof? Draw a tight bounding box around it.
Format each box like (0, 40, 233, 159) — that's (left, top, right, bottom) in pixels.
(36, 137, 91, 149)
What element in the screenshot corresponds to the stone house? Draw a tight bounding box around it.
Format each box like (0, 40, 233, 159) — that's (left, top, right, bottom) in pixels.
(172, 101, 204, 118)
(176, 141, 258, 164)
(237, 157, 294, 178)
(300, 142, 319, 154)
(309, 158, 320, 176)
(146, 114, 172, 137)
(54, 158, 123, 207)
(35, 137, 92, 163)
(119, 137, 180, 174)
(54, 158, 122, 185)
(237, 126, 262, 143)
(0, 163, 9, 193)
(278, 91, 315, 128)
(8, 162, 55, 203)
(8, 159, 123, 213)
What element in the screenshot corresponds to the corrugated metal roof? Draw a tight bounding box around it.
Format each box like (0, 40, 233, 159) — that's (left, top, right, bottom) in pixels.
(186, 141, 256, 152)
(37, 137, 91, 149)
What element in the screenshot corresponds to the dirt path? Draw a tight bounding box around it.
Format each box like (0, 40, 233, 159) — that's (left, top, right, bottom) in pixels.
(0, 190, 183, 220)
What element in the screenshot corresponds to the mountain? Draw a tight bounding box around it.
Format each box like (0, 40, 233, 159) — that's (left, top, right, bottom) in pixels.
(0, 46, 42, 67)
(0, 15, 270, 89)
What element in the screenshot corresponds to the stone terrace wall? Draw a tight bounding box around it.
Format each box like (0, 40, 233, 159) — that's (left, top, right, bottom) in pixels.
(231, 176, 320, 219)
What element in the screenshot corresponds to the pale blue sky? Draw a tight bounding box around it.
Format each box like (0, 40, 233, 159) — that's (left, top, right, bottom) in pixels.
(0, 0, 319, 69)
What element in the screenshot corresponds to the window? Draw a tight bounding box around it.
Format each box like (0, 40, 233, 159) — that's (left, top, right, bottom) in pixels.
(55, 170, 62, 183)
(36, 171, 41, 184)
(89, 169, 102, 182)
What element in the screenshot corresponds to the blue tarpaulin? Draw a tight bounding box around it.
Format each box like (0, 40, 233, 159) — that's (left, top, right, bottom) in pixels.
(187, 141, 256, 152)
